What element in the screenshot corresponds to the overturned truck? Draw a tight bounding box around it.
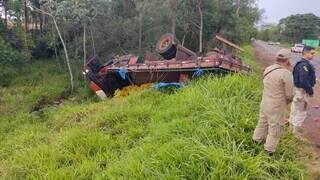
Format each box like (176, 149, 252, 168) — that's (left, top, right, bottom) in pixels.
(83, 33, 251, 97)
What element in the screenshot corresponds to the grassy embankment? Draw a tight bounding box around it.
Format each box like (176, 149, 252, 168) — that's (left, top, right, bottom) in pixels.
(0, 47, 307, 179)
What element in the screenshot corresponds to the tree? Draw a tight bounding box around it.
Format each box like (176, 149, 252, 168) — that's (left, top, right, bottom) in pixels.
(3, 0, 8, 29)
(236, 0, 241, 16)
(257, 24, 280, 42)
(29, 0, 41, 31)
(1, 0, 261, 92)
(30, 0, 75, 92)
(279, 13, 320, 43)
(134, 0, 172, 54)
(169, 0, 177, 37)
(24, 0, 28, 32)
(198, 0, 203, 53)
(56, 0, 97, 65)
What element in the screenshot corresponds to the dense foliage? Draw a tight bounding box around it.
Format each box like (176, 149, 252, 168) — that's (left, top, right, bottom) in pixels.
(0, 0, 262, 90)
(0, 36, 29, 86)
(1, 0, 261, 56)
(257, 13, 320, 43)
(279, 13, 320, 43)
(256, 24, 281, 42)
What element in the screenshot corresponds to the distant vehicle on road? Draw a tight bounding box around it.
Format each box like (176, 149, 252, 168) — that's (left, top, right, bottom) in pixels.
(291, 44, 305, 53)
(267, 41, 275, 45)
(275, 42, 280, 45)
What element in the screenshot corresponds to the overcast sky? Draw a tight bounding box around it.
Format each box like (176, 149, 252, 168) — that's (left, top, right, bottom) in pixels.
(257, 0, 320, 24)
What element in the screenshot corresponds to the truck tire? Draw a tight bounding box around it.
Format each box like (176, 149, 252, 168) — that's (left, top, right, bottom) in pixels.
(156, 33, 178, 60)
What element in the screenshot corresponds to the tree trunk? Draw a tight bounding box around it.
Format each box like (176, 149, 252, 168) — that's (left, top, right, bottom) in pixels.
(83, 24, 86, 67)
(170, 0, 177, 38)
(28, 4, 74, 91)
(198, 0, 203, 53)
(4, 0, 8, 29)
(31, 15, 35, 31)
(39, 13, 43, 32)
(236, 0, 241, 16)
(54, 46, 62, 71)
(90, 27, 96, 55)
(74, 38, 80, 60)
(39, 4, 43, 32)
(24, 0, 28, 32)
(43, 14, 46, 30)
(35, 14, 38, 30)
(138, 13, 143, 55)
(171, 15, 176, 38)
(182, 34, 186, 47)
(215, 0, 222, 34)
(52, 18, 74, 92)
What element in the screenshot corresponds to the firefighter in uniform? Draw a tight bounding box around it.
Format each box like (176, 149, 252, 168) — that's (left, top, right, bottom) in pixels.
(289, 46, 317, 136)
(253, 49, 294, 155)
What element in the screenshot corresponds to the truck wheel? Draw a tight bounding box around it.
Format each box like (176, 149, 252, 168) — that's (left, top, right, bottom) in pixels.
(156, 33, 178, 60)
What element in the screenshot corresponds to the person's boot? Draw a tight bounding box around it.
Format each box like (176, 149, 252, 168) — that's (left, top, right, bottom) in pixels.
(265, 150, 274, 156)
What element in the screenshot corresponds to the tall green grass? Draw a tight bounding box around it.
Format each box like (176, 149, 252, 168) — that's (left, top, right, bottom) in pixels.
(0, 48, 307, 179)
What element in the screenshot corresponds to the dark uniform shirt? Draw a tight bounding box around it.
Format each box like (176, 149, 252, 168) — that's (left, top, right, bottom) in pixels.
(293, 59, 316, 95)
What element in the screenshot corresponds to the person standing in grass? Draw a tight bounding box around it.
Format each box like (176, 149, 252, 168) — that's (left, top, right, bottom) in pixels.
(289, 46, 316, 137)
(253, 49, 294, 156)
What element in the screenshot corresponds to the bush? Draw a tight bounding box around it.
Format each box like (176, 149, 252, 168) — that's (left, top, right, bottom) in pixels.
(0, 37, 30, 86)
(31, 33, 56, 59)
(2, 26, 34, 50)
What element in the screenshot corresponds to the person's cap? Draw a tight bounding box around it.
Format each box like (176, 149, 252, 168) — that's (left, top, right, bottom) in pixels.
(276, 49, 291, 60)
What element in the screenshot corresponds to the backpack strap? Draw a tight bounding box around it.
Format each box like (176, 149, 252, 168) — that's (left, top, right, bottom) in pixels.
(263, 67, 283, 79)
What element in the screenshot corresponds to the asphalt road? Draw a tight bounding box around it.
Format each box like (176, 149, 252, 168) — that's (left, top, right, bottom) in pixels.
(255, 40, 320, 77)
